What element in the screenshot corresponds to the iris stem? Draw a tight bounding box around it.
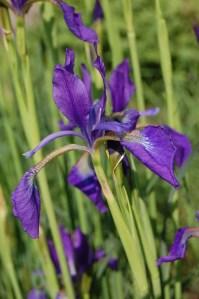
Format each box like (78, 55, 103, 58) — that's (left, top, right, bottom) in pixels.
(92, 148, 149, 298)
(155, 2, 182, 298)
(155, 0, 180, 130)
(122, 0, 145, 115)
(101, 0, 123, 67)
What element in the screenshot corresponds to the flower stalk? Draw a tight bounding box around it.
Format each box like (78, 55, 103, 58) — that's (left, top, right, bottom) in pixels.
(122, 0, 145, 115)
(92, 147, 149, 298)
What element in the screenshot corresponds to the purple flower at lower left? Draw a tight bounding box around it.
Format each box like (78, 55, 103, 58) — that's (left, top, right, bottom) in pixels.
(48, 226, 113, 280)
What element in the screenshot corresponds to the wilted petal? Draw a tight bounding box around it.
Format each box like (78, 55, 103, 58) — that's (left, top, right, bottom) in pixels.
(27, 289, 47, 299)
(23, 130, 85, 158)
(68, 153, 107, 212)
(109, 59, 135, 113)
(193, 25, 199, 42)
(81, 64, 92, 102)
(96, 109, 139, 135)
(163, 126, 192, 167)
(57, 0, 98, 43)
(72, 228, 94, 274)
(157, 227, 199, 265)
(12, 169, 40, 238)
(92, 0, 104, 22)
(121, 125, 181, 187)
(53, 63, 91, 131)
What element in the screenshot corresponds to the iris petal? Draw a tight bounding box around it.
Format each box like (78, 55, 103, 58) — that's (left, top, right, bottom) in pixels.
(68, 153, 107, 213)
(53, 62, 91, 130)
(121, 125, 183, 187)
(23, 130, 85, 158)
(57, 1, 98, 44)
(109, 59, 135, 113)
(12, 169, 40, 238)
(96, 109, 139, 135)
(72, 228, 94, 275)
(163, 126, 192, 167)
(157, 227, 199, 265)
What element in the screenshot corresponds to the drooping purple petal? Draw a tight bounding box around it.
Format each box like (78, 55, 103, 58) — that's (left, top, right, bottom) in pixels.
(96, 109, 139, 135)
(72, 228, 94, 275)
(57, 0, 98, 44)
(92, 0, 104, 22)
(109, 59, 135, 113)
(53, 63, 91, 131)
(81, 64, 92, 102)
(12, 169, 40, 238)
(121, 125, 180, 187)
(157, 227, 199, 265)
(23, 130, 85, 158)
(68, 153, 107, 213)
(193, 25, 199, 42)
(27, 289, 47, 299)
(196, 211, 199, 222)
(163, 126, 192, 167)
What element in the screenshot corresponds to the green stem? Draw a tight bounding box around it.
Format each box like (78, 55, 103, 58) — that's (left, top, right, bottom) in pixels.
(155, 0, 180, 129)
(122, 0, 145, 115)
(92, 149, 149, 298)
(34, 231, 59, 298)
(101, 0, 123, 66)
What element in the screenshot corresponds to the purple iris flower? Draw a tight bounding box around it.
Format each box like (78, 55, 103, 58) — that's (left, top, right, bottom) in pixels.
(92, 0, 104, 22)
(193, 25, 199, 42)
(27, 289, 47, 299)
(48, 227, 116, 280)
(157, 213, 199, 265)
(12, 48, 191, 238)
